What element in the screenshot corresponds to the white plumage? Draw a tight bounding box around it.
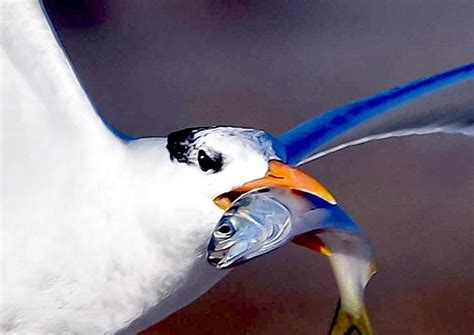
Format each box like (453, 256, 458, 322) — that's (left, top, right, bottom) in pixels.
(2, 1, 473, 334)
(1, 1, 278, 333)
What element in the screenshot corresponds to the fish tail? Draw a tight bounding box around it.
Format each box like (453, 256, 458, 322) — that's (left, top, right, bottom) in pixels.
(328, 300, 373, 335)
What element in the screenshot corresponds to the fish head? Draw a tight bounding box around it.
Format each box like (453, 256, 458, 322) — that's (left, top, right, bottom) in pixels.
(207, 189, 293, 269)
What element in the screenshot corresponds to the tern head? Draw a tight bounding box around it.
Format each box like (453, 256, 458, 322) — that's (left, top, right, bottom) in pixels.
(167, 127, 280, 198)
(166, 126, 335, 204)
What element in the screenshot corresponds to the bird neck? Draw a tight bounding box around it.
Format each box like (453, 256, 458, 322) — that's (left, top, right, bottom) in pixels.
(106, 138, 228, 332)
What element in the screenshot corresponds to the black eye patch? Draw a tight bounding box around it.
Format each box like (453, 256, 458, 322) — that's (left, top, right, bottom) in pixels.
(198, 150, 223, 173)
(166, 127, 224, 173)
(166, 127, 208, 163)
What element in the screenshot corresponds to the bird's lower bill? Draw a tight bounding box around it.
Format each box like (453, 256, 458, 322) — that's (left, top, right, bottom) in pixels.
(213, 160, 336, 210)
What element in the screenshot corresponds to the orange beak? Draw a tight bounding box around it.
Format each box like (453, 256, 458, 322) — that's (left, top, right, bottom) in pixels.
(214, 160, 337, 210)
(213, 160, 336, 256)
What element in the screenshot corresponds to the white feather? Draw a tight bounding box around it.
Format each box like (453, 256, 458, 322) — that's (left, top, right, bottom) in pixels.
(1, 1, 273, 333)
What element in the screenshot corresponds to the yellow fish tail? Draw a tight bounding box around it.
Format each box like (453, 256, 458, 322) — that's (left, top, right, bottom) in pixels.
(328, 300, 373, 335)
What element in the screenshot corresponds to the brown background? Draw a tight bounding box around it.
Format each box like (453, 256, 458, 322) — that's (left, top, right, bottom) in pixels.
(44, 1, 474, 334)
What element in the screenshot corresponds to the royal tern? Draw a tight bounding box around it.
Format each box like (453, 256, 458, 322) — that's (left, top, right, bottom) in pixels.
(1, 1, 473, 334)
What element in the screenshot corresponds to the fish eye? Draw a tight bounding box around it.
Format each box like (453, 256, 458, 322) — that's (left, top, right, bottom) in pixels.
(214, 223, 234, 238)
(198, 150, 223, 173)
(218, 224, 232, 234)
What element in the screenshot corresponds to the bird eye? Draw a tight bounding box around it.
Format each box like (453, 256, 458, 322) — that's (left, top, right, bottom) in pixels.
(198, 150, 223, 173)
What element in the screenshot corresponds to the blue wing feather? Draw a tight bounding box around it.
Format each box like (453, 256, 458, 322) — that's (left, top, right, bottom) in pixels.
(279, 63, 474, 165)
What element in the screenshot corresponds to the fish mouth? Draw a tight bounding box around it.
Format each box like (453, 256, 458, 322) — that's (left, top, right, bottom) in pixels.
(207, 253, 222, 266)
(206, 238, 229, 268)
(207, 250, 235, 269)
(207, 253, 247, 269)
(207, 240, 253, 269)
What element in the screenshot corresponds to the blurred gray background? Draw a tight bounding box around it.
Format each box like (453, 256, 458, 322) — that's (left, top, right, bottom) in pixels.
(44, 1, 474, 334)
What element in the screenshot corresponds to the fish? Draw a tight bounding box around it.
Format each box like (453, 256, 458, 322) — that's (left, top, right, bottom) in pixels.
(207, 187, 376, 335)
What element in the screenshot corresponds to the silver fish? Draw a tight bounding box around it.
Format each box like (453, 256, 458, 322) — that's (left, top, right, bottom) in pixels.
(207, 187, 376, 335)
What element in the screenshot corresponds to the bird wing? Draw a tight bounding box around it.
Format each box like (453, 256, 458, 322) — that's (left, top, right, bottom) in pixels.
(1, 1, 125, 229)
(277, 63, 474, 166)
(1, 1, 126, 165)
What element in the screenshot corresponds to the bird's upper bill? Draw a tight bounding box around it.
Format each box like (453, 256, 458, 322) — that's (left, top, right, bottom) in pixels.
(213, 160, 337, 211)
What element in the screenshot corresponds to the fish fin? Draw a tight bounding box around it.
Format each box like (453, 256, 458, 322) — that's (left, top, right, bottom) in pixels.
(292, 233, 332, 256)
(328, 300, 373, 335)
